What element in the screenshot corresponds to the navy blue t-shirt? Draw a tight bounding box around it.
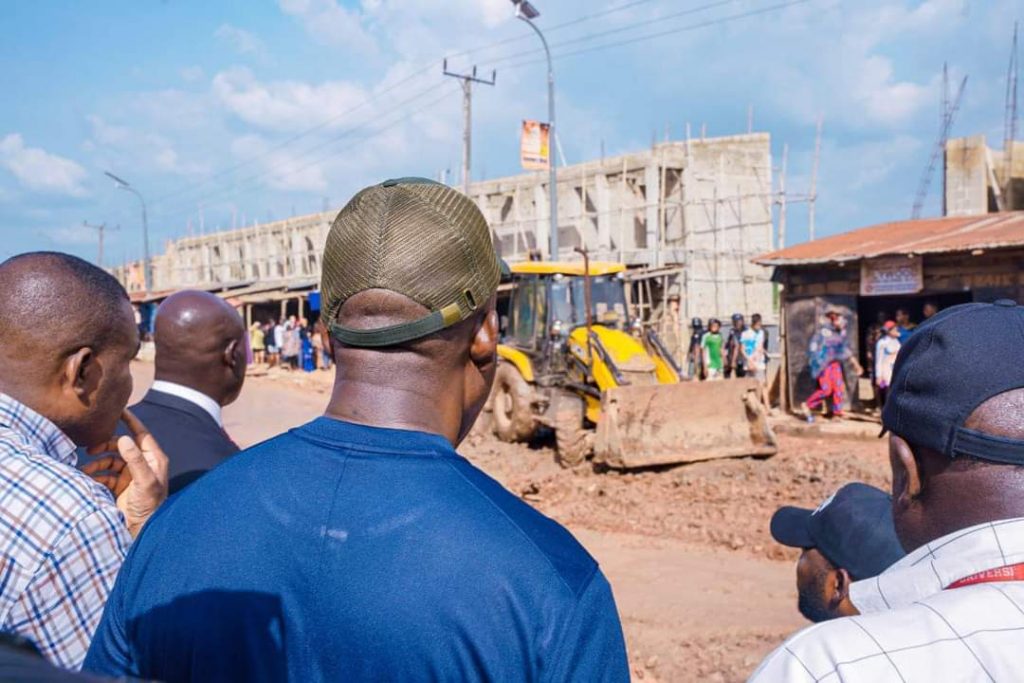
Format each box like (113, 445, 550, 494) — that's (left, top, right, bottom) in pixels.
(84, 418, 629, 682)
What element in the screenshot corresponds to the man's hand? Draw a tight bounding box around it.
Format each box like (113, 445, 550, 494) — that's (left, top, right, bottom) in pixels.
(82, 409, 169, 538)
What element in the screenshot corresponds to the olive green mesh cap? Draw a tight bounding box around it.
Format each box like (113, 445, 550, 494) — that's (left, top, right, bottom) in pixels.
(321, 177, 506, 347)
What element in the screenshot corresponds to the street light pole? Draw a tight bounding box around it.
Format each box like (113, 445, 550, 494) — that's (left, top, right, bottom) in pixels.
(105, 171, 152, 291)
(512, 0, 558, 260)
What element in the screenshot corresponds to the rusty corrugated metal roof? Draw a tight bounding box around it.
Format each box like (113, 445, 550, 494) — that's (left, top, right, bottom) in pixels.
(755, 212, 1024, 266)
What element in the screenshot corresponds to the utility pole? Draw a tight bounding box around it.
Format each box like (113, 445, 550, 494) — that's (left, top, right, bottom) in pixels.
(778, 143, 788, 250)
(512, 0, 558, 260)
(104, 171, 151, 290)
(808, 116, 823, 241)
(1004, 22, 1019, 211)
(83, 221, 118, 267)
(443, 59, 496, 195)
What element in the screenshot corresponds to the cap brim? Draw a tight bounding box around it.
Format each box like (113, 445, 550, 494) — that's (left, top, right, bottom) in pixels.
(770, 506, 815, 548)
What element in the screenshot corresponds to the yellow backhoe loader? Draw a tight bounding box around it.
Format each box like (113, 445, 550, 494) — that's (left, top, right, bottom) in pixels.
(489, 252, 777, 468)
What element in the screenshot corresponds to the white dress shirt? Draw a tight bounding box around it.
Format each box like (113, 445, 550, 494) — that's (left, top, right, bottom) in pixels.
(150, 380, 223, 427)
(751, 518, 1024, 682)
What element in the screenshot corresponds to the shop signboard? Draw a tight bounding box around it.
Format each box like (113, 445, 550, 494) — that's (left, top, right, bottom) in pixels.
(860, 256, 923, 296)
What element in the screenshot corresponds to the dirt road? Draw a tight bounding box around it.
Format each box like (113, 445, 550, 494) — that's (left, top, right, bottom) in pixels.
(131, 362, 889, 681)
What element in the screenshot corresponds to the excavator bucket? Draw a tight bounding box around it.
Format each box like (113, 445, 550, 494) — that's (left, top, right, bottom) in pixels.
(593, 378, 777, 469)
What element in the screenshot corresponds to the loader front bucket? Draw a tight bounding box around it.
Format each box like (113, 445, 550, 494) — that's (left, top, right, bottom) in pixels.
(593, 378, 777, 469)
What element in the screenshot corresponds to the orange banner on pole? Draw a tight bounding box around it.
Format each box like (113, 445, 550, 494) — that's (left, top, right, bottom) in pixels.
(520, 120, 550, 170)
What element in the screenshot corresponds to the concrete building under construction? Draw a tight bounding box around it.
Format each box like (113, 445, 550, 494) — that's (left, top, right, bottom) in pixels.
(113, 132, 777, 330)
(945, 135, 1024, 215)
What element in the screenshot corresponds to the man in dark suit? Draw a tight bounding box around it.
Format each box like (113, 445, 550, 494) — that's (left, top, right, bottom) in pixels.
(130, 290, 246, 493)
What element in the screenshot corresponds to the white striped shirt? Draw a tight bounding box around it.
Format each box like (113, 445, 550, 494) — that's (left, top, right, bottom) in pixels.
(750, 518, 1024, 682)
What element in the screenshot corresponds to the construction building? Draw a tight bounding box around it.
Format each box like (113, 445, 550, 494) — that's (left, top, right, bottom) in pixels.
(113, 132, 778, 338)
(945, 135, 1024, 215)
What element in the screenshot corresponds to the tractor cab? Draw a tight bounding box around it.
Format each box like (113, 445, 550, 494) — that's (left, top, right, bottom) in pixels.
(505, 261, 631, 353)
(490, 259, 777, 469)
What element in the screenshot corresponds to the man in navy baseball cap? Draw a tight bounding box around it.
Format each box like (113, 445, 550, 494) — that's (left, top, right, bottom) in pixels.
(751, 299, 1024, 681)
(771, 483, 905, 622)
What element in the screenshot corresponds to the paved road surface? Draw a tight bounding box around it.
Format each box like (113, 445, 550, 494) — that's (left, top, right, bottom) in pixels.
(130, 362, 804, 680)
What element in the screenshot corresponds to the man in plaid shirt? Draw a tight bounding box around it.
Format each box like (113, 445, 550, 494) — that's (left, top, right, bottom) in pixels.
(0, 253, 168, 670)
(753, 300, 1024, 681)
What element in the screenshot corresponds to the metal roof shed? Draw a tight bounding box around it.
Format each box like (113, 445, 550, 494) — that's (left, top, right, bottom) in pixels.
(753, 212, 1024, 415)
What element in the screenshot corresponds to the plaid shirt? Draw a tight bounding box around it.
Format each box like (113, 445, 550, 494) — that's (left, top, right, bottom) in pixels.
(752, 517, 1024, 681)
(0, 393, 130, 670)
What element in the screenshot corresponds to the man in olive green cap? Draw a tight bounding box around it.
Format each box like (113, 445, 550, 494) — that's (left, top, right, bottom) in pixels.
(85, 178, 630, 683)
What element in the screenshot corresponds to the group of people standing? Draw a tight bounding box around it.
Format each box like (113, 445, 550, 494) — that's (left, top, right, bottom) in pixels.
(0, 178, 631, 682)
(681, 306, 770, 386)
(248, 316, 331, 372)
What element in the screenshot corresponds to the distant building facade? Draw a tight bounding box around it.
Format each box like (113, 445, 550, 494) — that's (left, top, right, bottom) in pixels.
(114, 133, 778, 326)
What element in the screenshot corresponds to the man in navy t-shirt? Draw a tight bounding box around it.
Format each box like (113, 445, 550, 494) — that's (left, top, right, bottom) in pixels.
(84, 178, 629, 682)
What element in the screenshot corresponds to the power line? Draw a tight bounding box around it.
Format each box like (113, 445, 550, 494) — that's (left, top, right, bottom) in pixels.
(447, 0, 664, 61)
(146, 1, 708, 209)
(480, 0, 739, 69)
(153, 84, 458, 225)
(499, 0, 817, 71)
(147, 0, 816, 230)
(149, 63, 438, 206)
(154, 81, 451, 220)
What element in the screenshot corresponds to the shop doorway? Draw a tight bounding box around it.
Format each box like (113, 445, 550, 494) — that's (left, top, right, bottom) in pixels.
(855, 291, 972, 367)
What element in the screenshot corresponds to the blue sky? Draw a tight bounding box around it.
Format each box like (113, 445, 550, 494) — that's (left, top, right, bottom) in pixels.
(0, 0, 1018, 265)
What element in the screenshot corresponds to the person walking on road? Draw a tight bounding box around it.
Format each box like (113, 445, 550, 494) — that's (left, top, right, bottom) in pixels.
(0, 252, 168, 669)
(753, 299, 1024, 682)
(802, 309, 861, 421)
(85, 178, 629, 683)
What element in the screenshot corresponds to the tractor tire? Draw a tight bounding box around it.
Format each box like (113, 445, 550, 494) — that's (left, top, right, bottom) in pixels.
(553, 393, 592, 468)
(491, 363, 536, 443)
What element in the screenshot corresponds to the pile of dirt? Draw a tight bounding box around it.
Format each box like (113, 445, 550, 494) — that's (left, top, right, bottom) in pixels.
(460, 431, 890, 561)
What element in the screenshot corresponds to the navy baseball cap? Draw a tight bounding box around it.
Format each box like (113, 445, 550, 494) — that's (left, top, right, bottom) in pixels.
(770, 483, 905, 580)
(881, 299, 1024, 465)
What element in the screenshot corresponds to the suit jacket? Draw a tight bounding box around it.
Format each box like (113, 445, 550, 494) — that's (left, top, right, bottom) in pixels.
(123, 390, 240, 494)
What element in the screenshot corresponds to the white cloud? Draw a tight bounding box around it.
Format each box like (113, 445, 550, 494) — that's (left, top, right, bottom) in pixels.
(214, 24, 266, 57)
(0, 134, 89, 197)
(211, 66, 371, 132)
(180, 65, 205, 83)
(87, 116, 208, 177)
(278, 0, 377, 55)
(44, 223, 100, 246)
(230, 134, 330, 192)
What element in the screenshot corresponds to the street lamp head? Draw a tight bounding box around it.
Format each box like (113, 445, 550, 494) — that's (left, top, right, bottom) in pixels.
(103, 170, 131, 189)
(510, 0, 540, 20)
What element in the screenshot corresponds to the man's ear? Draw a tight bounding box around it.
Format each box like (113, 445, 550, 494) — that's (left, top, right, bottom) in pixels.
(470, 309, 499, 367)
(890, 434, 922, 507)
(831, 567, 852, 607)
(63, 347, 95, 398)
(224, 339, 240, 368)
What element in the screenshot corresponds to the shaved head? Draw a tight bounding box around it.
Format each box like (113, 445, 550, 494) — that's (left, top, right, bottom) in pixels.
(0, 252, 138, 446)
(0, 252, 133, 375)
(153, 291, 246, 406)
